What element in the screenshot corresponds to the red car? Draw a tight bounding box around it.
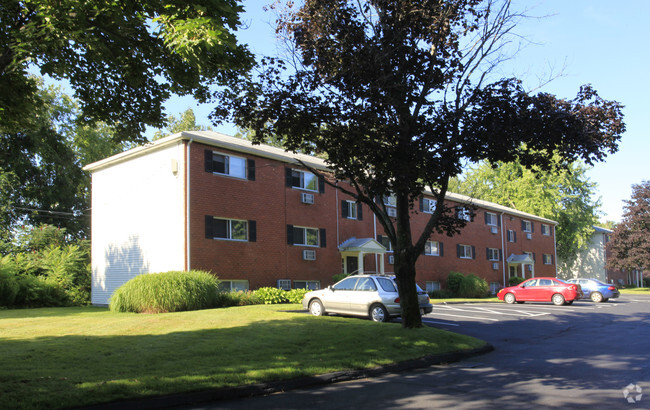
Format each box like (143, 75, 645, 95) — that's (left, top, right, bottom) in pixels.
(497, 277, 583, 306)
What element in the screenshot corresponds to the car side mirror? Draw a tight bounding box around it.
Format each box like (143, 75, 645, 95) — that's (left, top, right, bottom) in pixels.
(328, 285, 334, 291)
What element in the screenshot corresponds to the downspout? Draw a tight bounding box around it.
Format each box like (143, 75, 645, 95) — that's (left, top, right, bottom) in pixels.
(186, 138, 193, 271)
(500, 213, 506, 287)
(553, 224, 558, 277)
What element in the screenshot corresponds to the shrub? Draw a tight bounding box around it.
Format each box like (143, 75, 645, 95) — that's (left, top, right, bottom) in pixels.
(286, 288, 309, 304)
(332, 273, 348, 284)
(0, 269, 20, 307)
(14, 275, 69, 307)
(644, 278, 650, 288)
(214, 290, 261, 307)
(509, 276, 525, 286)
(254, 287, 287, 304)
(110, 270, 220, 313)
(428, 289, 455, 299)
(458, 274, 489, 298)
(446, 271, 464, 296)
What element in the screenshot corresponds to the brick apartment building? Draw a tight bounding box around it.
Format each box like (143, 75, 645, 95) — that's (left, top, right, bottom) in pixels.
(85, 131, 558, 305)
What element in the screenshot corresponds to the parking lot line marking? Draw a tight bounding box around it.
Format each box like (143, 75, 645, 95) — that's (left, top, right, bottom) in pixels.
(434, 305, 551, 318)
(431, 312, 500, 321)
(422, 319, 460, 326)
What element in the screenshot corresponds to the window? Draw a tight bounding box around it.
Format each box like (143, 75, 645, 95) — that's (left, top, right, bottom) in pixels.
(277, 279, 291, 290)
(355, 277, 378, 291)
(543, 254, 553, 265)
(218, 280, 249, 292)
(489, 282, 501, 294)
(485, 212, 498, 226)
(332, 277, 358, 290)
(294, 280, 320, 290)
(342, 200, 363, 220)
(383, 195, 397, 207)
(377, 277, 397, 292)
(507, 230, 517, 243)
(425, 240, 441, 256)
(377, 235, 393, 252)
(206, 217, 254, 242)
(205, 150, 251, 180)
(525, 252, 535, 262)
(292, 226, 319, 246)
(457, 244, 474, 259)
(541, 224, 551, 236)
(287, 168, 318, 191)
(487, 248, 501, 261)
(426, 281, 441, 292)
(522, 220, 533, 233)
(421, 198, 437, 214)
(456, 206, 473, 222)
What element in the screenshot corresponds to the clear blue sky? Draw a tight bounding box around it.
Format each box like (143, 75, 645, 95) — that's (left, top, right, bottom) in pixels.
(158, 0, 649, 223)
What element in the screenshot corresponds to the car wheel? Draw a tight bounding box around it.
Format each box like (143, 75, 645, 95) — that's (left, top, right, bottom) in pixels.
(309, 299, 325, 316)
(590, 292, 604, 303)
(369, 304, 389, 322)
(552, 293, 565, 306)
(504, 293, 516, 304)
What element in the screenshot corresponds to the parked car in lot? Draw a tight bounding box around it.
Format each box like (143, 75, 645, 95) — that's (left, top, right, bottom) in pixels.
(302, 274, 433, 322)
(497, 277, 583, 306)
(565, 278, 619, 303)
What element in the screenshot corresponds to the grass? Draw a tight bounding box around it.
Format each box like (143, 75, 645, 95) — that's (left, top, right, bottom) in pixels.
(620, 287, 650, 294)
(431, 297, 500, 303)
(0, 305, 486, 409)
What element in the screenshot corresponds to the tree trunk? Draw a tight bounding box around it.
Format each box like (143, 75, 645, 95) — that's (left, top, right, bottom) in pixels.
(394, 256, 423, 328)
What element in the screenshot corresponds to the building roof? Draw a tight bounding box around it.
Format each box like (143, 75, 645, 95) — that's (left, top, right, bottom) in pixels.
(593, 226, 613, 234)
(83, 130, 557, 225)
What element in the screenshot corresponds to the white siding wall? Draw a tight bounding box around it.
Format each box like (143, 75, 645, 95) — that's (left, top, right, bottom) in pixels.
(558, 232, 607, 282)
(90, 142, 186, 305)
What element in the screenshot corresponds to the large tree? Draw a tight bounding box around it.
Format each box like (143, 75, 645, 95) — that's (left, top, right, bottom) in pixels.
(449, 157, 600, 267)
(215, 0, 625, 328)
(1, 0, 253, 141)
(607, 181, 650, 274)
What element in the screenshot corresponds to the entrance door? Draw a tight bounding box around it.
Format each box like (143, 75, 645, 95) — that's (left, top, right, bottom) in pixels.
(509, 265, 518, 278)
(346, 256, 359, 274)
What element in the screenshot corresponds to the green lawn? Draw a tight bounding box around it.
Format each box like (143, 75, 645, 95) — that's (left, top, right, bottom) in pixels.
(620, 287, 650, 294)
(0, 305, 486, 409)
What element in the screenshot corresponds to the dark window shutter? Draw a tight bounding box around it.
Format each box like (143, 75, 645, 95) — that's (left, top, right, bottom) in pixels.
(439, 242, 444, 257)
(285, 167, 293, 187)
(531, 223, 535, 233)
(205, 216, 214, 238)
(484, 212, 489, 225)
(514, 231, 517, 242)
(341, 200, 348, 218)
(420, 198, 424, 212)
(247, 159, 255, 181)
(320, 228, 327, 248)
(471, 246, 476, 259)
(456, 244, 461, 258)
(248, 220, 256, 242)
(287, 224, 294, 245)
(521, 220, 526, 231)
(486, 248, 490, 260)
(377, 234, 383, 243)
(498, 215, 501, 227)
(499, 249, 503, 261)
(357, 203, 363, 220)
(533, 252, 536, 262)
(318, 176, 325, 193)
(552, 254, 555, 264)
(204, 150, 213, 173)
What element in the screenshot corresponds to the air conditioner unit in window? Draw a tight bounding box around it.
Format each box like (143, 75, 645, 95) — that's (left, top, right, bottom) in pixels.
(277, 279, 291, 290)
(301, 193, 314, 204)
(387, 207, 397, 217)
(526, 233, 532, 240)
(492, 262, 499, 270)
(303, 249, 316, 261)
(388, 255, 394, 264)
(490, 226, 498, 234)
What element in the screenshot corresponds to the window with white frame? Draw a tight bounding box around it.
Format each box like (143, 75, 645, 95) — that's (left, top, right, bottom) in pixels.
(425, 240, 440, 256)
(294, 280, 320, 290)
(426, 281, 441, 292)
(342, 200, 362, 220)
(383, 194, 397, 207)
(292, 226, 319, 246)
(522, 220, 533, 233)
(208, 217, 251, 241)
(489, 282, 501, 294)
(543, 254, 553, 265)
(218, 280, 249, 292)
(485, 212, 498, 226)
(507, 229, 516, 243)
(457, 244, 473, 259)
(377, 235, 393, 252)
(457, 207, 472, 222)
(422, 198, 437, 214)
(290, 169, 318, 191)
(487, 248, 500, 261)
(210, 152, 247, 179)
(541, 224, 551, 236)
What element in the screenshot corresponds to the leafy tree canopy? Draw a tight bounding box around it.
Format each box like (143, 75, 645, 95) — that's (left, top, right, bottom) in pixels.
(214, 0, 625, 328)
(449, 157, 600, 265)
(152, 108, 212, 140)
(1, 0, 253, 142)
(608, 181, 650, 272)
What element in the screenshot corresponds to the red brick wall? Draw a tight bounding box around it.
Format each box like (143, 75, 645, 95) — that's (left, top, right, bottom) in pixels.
(189, 142, 558, 290)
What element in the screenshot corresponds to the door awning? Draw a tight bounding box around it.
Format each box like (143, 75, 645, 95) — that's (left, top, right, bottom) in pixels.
(338, 237, 386, 254)
(507, 254, 534, 264)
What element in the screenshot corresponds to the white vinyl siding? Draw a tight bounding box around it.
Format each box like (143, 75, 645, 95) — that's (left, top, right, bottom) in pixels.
(90, 142, 186, 305)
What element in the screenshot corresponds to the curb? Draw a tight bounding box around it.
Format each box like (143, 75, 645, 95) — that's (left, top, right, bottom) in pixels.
(80, 344, 494, 409)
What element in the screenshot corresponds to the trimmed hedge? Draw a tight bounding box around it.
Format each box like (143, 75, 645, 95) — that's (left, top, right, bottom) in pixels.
(110, 271, 220, 313)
